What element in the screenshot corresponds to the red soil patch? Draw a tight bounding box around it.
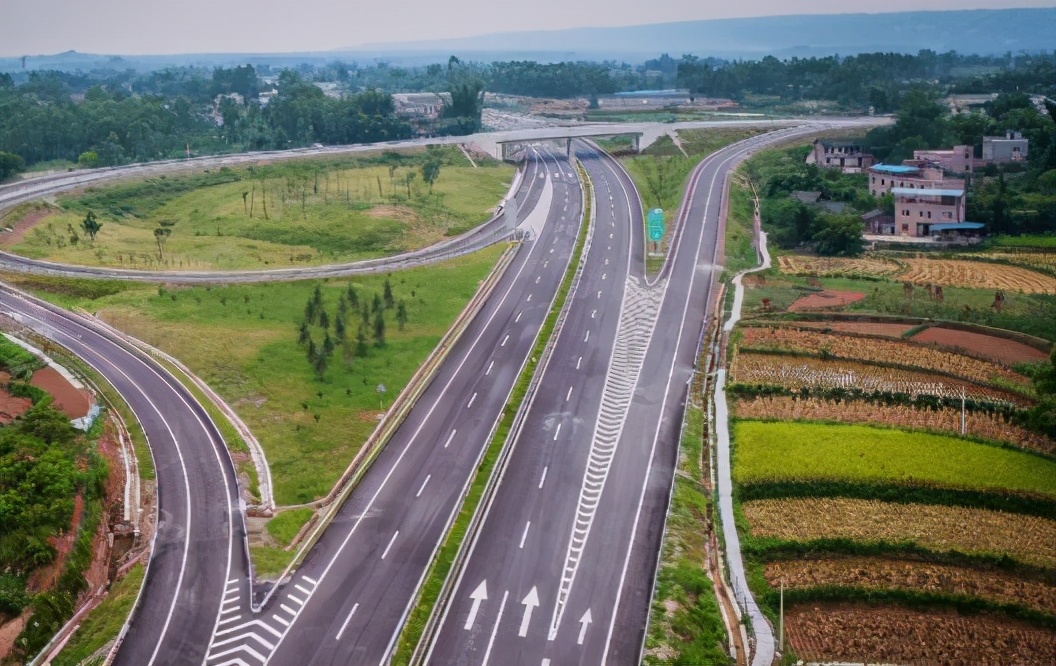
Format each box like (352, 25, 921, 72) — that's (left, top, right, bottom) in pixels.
(794, 321, 912, 338)
(912, 326, 1049, 366)
(0, 386, 31, 424)
(0, 207, 55, 248)
(788, 290, 864, 312)
(31, 367, 91, 419)
(27, 493, 83, 593)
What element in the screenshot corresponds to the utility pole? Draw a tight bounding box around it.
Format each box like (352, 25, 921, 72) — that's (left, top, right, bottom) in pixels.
(961, 388, 967, 435)
(779, 578, 785, 653)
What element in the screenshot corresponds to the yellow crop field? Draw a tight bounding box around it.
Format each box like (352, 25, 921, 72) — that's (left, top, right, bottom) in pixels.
(777, 255, 903, 277)
(743, 498, 1056, 568)
(900, 258, 1056, 294)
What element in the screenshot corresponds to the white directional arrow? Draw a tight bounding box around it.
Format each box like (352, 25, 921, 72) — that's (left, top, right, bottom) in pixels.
(518, 587, 540, 637)
(577, 608, 592, 645)
(464, 580, 488, 630)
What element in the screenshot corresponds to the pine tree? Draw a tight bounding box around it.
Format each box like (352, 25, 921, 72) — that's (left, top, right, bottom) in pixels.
(383, 278, 395, 309)
(396, 300, 408, 331)
(347, 284, 359, 310)
(372, 293, 383, 314)
(335, 316, 346, 341)
(355, 326, 369, 356)
(373, 310, 386, 347)
(298, 321, 310, 345)
(319, 309, 330, 330)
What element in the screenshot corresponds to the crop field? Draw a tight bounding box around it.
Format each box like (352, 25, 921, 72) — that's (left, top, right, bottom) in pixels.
(10, 149, 513, 270)
(900, 258, 1056, 294)
(777, 255, 902, 278)
(742, 498, 1056, 568)
(732, 422, 1056, 497)
(733, 396, 1056, 456)
(764, 557, 1056, 615)
(972, 251, 1056, 273)
(785, 604, 1056, 665)
(791, 320, 914, 337)
(909, 326, 1049, 365)
(731, 352, 1030, 405)
(738, 327, 1032, 389)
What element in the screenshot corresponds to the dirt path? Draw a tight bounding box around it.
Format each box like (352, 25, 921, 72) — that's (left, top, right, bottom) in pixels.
(0, 206, 55, 248)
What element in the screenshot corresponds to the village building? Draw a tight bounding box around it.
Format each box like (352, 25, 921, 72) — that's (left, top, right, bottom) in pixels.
(892, 186, 966, 237)
(806, 139, 875, 173)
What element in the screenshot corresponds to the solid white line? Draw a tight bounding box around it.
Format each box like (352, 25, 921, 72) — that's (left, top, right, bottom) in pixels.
(381, 531, 399, 560)
(566, 386, 573, 401)
(553, 423, 562, 440)
(335, 603, 360, 641)
(417, 474, 431, 498)
(481, 590, 509, 666)
(486, 361, 494, 376)
(444, 429, 457, 448)
(468, 392, 478, 408)
(539, 466, 548, 489)
(519, 521, 531, 549)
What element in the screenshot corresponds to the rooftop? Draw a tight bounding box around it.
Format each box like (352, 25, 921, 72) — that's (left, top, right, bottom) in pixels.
(930, 222, 985, 232)
(870, 164, 920, 175)
(892, 187, 964, 197)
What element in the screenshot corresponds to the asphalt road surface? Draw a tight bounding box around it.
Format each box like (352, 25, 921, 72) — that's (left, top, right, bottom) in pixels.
(426, 125, 831, 666)
(0, 286, 248, 666)
(199, 147, 584, 666)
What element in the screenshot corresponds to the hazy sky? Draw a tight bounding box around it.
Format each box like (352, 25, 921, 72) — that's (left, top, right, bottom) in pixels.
(1, 0, 1051, 56)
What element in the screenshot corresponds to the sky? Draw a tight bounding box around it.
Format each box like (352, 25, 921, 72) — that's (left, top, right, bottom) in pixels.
(1, 0, 1052, 56)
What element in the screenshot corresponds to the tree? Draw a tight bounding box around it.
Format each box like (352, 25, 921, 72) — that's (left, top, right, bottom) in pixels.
(312, 347, 328, 380)
(812, 213, 865, 257)
(371, 293, 383, 314)
(319, 309, 330, 330)
(383, 278, 395, 308)
(335, 316, 346, 341)
(298, 321, 310, 345)
(0, 151, 25, 181)
(421, 156, 442, 192)
(373, 310, 386, 346)
(153, 219, 175, 259)
(355, 326, 369, 356)
(80, 211, 102, 242)
(346, 284, 359, 310)
(396, 300, 408, 331)
(77, 151, 99, 169)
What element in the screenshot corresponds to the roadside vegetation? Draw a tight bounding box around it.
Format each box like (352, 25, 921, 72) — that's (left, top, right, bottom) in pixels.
(8, 147, 513, 270)
(51, 564, 144, 666)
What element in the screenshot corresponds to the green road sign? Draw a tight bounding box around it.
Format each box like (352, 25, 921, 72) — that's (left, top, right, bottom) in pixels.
(647, 208, 665, 242)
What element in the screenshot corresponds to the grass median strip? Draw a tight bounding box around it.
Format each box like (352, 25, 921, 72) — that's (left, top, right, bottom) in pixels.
(391, 161, 594, 665)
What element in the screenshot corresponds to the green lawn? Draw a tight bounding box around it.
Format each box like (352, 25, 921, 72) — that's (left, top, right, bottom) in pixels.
(733, 421, 1056, 498)
(15, 245, 505, 506)
(13, 148, 513, 270)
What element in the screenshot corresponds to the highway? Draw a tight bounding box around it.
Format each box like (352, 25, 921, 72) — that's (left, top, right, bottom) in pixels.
(425, 125, 829, 666)
(200, 148, 584, 666)
(0, 286, 247, 665)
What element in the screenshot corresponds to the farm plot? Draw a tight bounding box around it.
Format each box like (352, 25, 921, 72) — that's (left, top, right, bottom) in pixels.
(900, 258, 1056, 294)
(972, 252, 1056, 273)
(910, 326, 1049, 365)
(764, 557, 1056, 615)
(739, 326, 1032, 388)
(785, 604, 1056, 665)
(791, 321, 914, 338)
(778, 255, 903, 278)
(743, 498, 1056, 568)
(732, 422, 1056, 498)
(731, 352, 1030, 405)
(732, 396, 1055, 456)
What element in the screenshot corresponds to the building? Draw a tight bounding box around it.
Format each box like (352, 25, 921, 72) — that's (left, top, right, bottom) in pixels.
(892, 187, 966, 237)
(911, 145, 974, 174)
(862, 209, 895, 235)
(868, 163, 965, 197)
(982, 131, 1029, 164)
(807, 139, 875, 173)
(392, 93, 447, 119)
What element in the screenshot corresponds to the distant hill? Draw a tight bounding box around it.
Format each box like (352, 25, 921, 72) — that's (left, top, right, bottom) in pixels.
(350, 8, 1056, 61)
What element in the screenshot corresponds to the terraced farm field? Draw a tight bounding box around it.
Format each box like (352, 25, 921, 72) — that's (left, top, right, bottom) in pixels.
(732, 422, 1056, 496)
(900, 258, 1056, 294)
(733, 396, 1056, 456)
(731, 352, 1029, 404)
(777, 255, 902, 277)
(785, 605, 1056, 665)
(743, 498, 1056, 568)
(910, 326, 1049, 365)
(739, 326, 1032, 389)
(764, 557, 1056, 615)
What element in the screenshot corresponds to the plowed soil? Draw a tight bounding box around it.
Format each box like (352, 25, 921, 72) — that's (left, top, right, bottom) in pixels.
(912, 326, 1049, 365)
(786, 603, 1056, 665)
(0, 386, 31, 423)
(787, 290, 864, 312)
(792, 321, 913, 338)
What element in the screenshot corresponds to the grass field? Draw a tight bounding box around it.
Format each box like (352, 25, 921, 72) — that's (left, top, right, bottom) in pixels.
(11, 148, 513, 270)
(732, 421, 1056, 498)
(16, 245, 504, 506)
(52, 564, 145, 666)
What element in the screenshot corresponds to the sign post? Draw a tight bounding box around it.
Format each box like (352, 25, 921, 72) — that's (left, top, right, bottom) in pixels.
(647, 208, 665, 254)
